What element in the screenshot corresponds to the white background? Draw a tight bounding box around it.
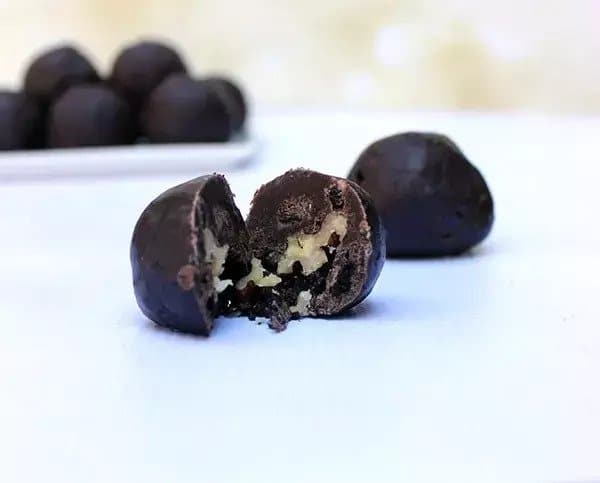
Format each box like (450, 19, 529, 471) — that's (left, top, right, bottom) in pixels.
(1, 111, 599, 483)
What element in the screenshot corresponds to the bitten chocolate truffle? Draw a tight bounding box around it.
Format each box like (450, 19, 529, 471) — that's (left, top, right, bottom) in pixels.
(0, 91, 44, 150)
(23, 45, 99, 105)
(131, 175, 251, 335)
(131, 170, 386, 334)
(110, 41, 187, 109)
(243, 169, 385, 330)
(141, 74, 233, 143)
(348, 132, 494, 257)
(203, 76, 248, 132)
(48, 85, 136, 148)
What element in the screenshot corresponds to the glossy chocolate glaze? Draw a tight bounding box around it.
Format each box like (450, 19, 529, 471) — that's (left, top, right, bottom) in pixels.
(349, 132, 494, 257)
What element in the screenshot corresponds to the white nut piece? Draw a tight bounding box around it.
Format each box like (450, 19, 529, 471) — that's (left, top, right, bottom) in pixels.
(203, 228, 233, 293)
(236, 257, 282, 289)
(277, 213, 348, 275)
(290, 290, 312, 315)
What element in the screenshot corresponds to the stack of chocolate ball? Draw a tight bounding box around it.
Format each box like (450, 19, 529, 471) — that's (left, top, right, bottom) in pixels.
(0, 41, 247, 151)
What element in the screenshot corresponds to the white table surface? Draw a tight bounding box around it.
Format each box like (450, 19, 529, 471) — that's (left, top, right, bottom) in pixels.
(1, 111, 599, 483)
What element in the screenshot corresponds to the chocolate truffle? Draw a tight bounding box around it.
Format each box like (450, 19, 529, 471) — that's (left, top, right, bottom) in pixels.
(131, 175, 251, 336)
(48, 85, 136, 148)
(203, 76, 248, 132)
(131, 170, 386, 334)
(141, 74, 233, 143)
(23, 45, 99, 106)
(110, 41, 187, 109)
(348, 132, 494, 257)
(0, 91, 44, 150)
(243, 169, 386, 330)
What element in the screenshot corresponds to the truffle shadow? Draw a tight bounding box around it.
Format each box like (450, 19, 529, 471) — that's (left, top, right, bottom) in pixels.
(143, 317, 210, 340)
(321, 295, 442, 322)
(325, 299, 377, 320)
(389, 243, 496, 261)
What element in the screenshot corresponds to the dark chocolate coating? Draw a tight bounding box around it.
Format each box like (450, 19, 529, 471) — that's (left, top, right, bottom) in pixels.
(24, 46, 99, 106)
(0, 91, 44, 150)
(346, 179, 386, 306)
(48, 85, 136, 148)
(203, 77, 248, 132)
(348, 132, 494, 257)
(110, 41, 187, 109)
(141, 74, 233, 143)
(131, 175, 250, 335)
(247, 169, 385, 316)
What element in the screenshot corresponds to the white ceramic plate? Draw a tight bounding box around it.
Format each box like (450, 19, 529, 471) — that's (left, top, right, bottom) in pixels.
(0, 136, 259, 180)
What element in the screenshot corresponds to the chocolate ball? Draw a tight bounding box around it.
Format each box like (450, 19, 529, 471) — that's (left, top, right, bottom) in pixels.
(348, 132, 494, 257)
(48, 85, 136, 148)
(131, 175, 251, 336)
(0, 91, 44, 150)
(203, 76, 248, 132)
(110, 41, 187, 109)
(244, 169, 386, 330)
(141, 74, 233, 143)
(23, 45, 99, 106)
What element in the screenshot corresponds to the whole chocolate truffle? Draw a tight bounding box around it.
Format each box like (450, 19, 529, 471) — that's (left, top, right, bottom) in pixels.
(243, 169, 385, 330)
(48, 85, 135, 148)
(110, 41, 187, 109)
(23, 45, 99, 105)
(0, 91, 44, 150)
(141, 74, 233, 143)
(131, 175, 250, 335)
(348, 132, 494, 257)
(203, 76, 248, 132)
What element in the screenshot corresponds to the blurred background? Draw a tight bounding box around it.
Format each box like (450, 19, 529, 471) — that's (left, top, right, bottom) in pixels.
(1, 0, 598, 114)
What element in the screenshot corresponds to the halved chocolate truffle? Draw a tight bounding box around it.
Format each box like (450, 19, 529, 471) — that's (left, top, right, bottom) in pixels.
(0, 91, 44, 150)
(141, 74, 233, 143)
(131, 175, 250, 335)
(23, 45, 99, 106)
(348, 132, 494, 257)
(131, 170, 386, 334)
(110, 41, 187, 110)
(48, 85, 136, 148)
(243, 169, 386, 330)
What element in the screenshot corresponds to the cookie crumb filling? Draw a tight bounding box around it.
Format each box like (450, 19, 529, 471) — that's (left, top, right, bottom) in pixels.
(234, 213, 349, 320)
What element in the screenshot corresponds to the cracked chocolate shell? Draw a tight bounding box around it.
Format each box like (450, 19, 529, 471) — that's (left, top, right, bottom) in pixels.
(130, 175, 250, 335)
